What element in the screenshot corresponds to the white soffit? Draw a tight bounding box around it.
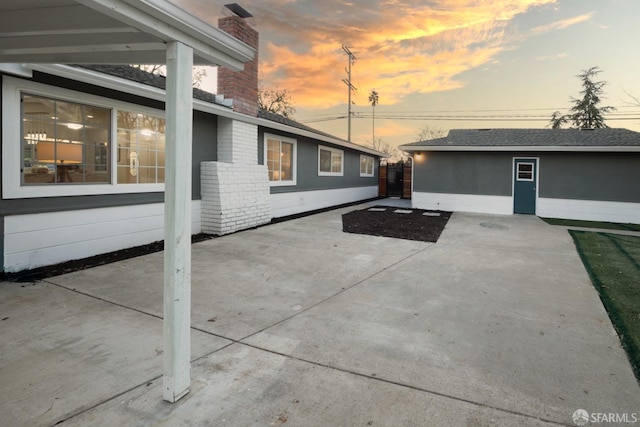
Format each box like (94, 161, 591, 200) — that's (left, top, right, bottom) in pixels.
(0, 0, 254, 70)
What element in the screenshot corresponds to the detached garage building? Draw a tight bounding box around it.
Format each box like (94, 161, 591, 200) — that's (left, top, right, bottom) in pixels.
(400, 128, 640, 224)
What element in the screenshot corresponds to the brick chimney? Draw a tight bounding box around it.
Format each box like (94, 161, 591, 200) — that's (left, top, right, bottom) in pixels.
(218, 4, 258, 117)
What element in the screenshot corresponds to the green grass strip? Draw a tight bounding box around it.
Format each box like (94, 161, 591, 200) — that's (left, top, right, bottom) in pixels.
(543, 217, 640, 232)
(570, 230, 640, 382)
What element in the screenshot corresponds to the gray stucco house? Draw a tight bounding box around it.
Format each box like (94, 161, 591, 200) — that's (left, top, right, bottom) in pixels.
(0, 11, 381, 275)
(399, 128, 640, 224)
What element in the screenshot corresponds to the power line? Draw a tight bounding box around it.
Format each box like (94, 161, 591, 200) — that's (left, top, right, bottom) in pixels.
(297, 105, 640, 122)
(303, 114, 640, 124)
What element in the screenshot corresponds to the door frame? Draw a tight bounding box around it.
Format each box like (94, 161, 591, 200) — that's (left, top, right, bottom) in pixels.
(512, 157, 539, 214)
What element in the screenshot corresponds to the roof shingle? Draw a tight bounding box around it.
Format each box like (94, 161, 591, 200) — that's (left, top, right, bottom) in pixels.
(401, 128, 640, 149)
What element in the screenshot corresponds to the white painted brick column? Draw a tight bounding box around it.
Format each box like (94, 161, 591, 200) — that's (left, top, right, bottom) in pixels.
(217, 117, 258, 164)
(200, 118, 271, 235)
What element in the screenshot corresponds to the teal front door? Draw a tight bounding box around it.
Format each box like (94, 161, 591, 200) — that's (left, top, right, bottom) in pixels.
(513, 158, 537, 214)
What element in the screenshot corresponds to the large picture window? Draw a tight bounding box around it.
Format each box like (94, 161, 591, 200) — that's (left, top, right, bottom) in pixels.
(5, 77, 167, 198)
(265, 134, 296, 186)
(22, 94, 111, 185)
(318, 145, 343, 176)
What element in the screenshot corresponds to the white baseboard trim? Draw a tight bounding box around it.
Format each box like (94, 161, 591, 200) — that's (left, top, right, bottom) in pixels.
(537, 198, 640, 224)
(412, 192, 513, 215)
(270, 186, 378, 218)
(4, 201, 202, 273)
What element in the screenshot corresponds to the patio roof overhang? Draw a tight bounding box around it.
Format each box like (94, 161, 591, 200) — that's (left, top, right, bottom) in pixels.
(0, 0, 255, 405)
(0, 0, 254, 69)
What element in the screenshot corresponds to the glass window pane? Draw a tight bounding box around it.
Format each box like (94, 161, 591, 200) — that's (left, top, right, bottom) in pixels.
(267, 139, 281, 181)
(117, 165, 136, 184)
(360, 156, 373, 175)
(517, 163, 534, 181)
(22, 93, 110, 185)
(331, 152, 342, 173)
(319, 149, 331, 172)
(117, 110, 165, 184)
(281, 142, 292, 180)
(518, 172, 533, 180)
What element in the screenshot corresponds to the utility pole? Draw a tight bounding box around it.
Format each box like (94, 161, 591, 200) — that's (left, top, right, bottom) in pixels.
(342, 45, 357, 142)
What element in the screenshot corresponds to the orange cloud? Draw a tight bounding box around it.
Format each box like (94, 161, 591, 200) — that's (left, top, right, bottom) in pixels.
(174, 1, 593, 110)
(253, 0, 560, 108)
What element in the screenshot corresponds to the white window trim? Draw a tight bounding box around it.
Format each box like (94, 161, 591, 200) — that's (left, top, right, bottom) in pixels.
(2, 76, 166, 199)
(318, 145, 344, 177)
(516, 162, 535, 182)
(360, 155, 374, 177)
(264, 133, 297, 187)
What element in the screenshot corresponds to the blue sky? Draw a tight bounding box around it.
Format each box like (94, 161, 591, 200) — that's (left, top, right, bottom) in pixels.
(177, 0, 640, 148)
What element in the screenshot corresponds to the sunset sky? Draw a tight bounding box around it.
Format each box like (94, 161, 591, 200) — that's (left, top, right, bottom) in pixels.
(175, 0, 640, 150)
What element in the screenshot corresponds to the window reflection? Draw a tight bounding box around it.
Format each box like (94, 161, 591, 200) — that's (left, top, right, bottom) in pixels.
(21, 94, 110, 185)
(117, 111, 165, 184)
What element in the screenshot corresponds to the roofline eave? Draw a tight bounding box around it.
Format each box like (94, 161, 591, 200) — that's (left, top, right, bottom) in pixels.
(399, 145, 640, 153)
(24, 64, 385, 157)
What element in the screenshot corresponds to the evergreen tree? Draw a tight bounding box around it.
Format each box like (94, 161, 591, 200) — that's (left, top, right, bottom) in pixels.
(549, 66, 615, 129)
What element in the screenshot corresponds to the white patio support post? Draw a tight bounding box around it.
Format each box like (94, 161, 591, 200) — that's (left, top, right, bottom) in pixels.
(163, 40, 193, 403)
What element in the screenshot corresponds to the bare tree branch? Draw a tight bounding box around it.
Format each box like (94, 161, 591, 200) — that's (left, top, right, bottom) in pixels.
(258, 84, 296, 118)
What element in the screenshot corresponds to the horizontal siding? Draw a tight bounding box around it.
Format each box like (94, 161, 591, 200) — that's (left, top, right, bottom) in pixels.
(413, 151, 512, 196)
(412, 191, 513, 215)
(258, 127, 379, 194)
(539, 152, 640, 203)
(4, 201, 201, 272)
(270, 186, 377, 218)
(537, 198, 640, 224)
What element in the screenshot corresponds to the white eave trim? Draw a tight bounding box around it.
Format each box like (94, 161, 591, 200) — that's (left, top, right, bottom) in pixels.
(255, 120, 385, 157)
(26, 64, 385, 157)
(78, 0, 255, 70)
(399, 145, 640, 153)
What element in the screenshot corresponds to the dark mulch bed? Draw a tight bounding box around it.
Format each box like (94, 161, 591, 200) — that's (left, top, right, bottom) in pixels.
(342, 206, 452, 242)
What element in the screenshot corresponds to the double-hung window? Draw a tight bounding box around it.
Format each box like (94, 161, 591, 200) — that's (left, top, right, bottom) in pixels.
(318, 145, 343, 176)
(265, 133, 296, 186)
(360, 155, 374, 177)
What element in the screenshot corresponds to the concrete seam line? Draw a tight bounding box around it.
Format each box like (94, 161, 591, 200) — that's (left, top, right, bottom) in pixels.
(43, 279, 235, 343)
(238, 341, 570, 427)
(236, 242, 438, 342)
(51, 374, 163, 426)
(43, 279, 165, 320)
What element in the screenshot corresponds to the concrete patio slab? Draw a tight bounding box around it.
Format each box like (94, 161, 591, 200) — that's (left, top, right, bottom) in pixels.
(61, 344, 556, 427)
(0, 281, 230, 427)
(0, 205, 638, 426)
(47, 210, 429, 341)
(244, 213, 639, 423)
